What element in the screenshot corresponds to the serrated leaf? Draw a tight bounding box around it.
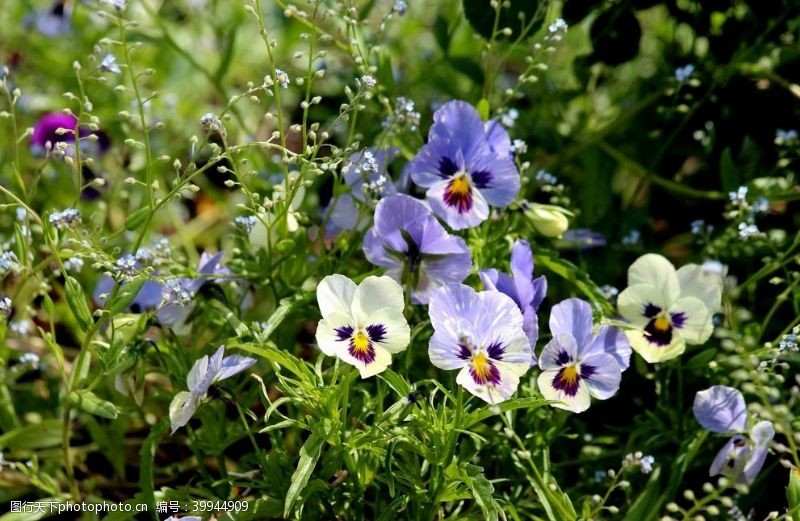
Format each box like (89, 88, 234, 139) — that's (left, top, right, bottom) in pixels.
(284, 430, 325, 517)
(69, 390, 119, 419)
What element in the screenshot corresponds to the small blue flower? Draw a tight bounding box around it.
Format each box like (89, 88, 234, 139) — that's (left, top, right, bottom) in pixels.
(0, 296, 12, 317)
(675, 64, 695, 83)
(0, 251, 20, 276)
(49, 208, 81, 230)
(729, 185, 748, 204)
(738, 222, 759, 240)
(621, 229, 641, 246)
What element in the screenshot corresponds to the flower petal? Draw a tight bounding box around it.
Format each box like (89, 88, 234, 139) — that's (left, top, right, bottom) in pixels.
(338, 343, 393, 379)
(426, 178, 490, 230)
(465, 148, 520, 207)
(366, 307, 410, 354)
(677, 264, 723, 314)
(627, 254, 680, 306)
(169, 391, 198, 434)
(315, 311, 355, 357)
(579, 352, 622, 400)
(429, 100, 486, 153)
(428, 316, 477, 370)
(428, 284, 484, 332)
(539, 334, 578, 370)
(618, 283, 664, 326)
(669, 296, 713, 344)
(351, 275, 405, 324)
(693, 385, 747, 434)
(537, 369, 592, 413)
(217, 354, 257, 381)
(585, 325, 632, 370)
(317, 274, 357, 319)
(709, 435, 749, 478)
(626, 329, 686, 363)
(456, 361, 521, 404)
(549, 298, 594, 348)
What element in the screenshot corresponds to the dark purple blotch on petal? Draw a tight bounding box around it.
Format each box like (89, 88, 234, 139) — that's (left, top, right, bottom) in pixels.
(486, 342, 505, 360)
(438, 156, 459, 178)
(579, 364, 597, 380)
(552, 367, 581, 397)
(469, 361, 502, 386)
(335, 325, 354, 341)
(643, 303, 662, 318)
(348, 341, 376, 364)
(555, 350, 573, 366)
(670, 311, 687, 329)
(471, 170, 492, 189)
(366, 324, 387, 343)
(457, 343, 471, 360)
(644, 318, 673, 346)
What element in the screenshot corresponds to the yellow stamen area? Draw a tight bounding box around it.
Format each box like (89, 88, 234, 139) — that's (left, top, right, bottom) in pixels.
(352, 330, 370, 353)
(471, 353, 491, 380)
(653, 315, 671, 332)
(449, 174, 471, 196)
(560, 365, 579, 386)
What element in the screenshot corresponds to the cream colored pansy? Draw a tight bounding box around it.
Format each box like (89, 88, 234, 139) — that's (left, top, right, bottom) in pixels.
(618, 254, 717, 363)
(315, 274, 410, 378)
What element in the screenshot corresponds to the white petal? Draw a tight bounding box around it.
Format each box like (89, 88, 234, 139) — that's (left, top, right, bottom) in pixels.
(677, 264, 723, 313)
(618, 284, 663, 326)
(169, 391, 198, 434)
(750, 420, 775, 446)
(626, 329, 686, 363)
(338, 343, 393, 379)
(317, 274, 357, 319)
(670, 296, 713, 344)
(456, 363, 520, 404)
(627, 254, 680, 306)
(315, 311, 354, 357)
(351, 275, 405, 324)
(367, 307, 411, 354)
(537, 369, 592, 413)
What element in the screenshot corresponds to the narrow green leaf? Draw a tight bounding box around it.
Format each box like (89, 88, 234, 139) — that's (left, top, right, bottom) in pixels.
(720, 148, 741, 194)
(64, 276, 94, 330)
(433, 14, 450, 53)
(788, 469, 800, 513)
(284, 430, 325, 517)
(476, 98, 491, 121)
(124, 207, 151, 231)
(109, 277, 146, 314)
(69, 390, 119, 419)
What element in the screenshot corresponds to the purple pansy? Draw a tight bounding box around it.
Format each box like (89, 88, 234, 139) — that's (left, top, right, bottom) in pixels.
(169, 346, 256, 433)
(363, 194, 472, 304)
(428, 284, 533, 403)
(406, 101, 520, 229)
(157, 252, 230, 327)
(537, 298, 630, 413)
(326, 148, 398, 235)
(31, 113, 78, 153)
(692, 385, 775, 485)
(479, 239, 547, 361)
(559, 229, 607, 251)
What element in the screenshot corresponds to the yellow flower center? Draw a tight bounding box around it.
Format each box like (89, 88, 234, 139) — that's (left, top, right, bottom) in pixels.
(449, 174, 471, 196)
(560, 365, 579, 386)
(352, 330, 370, 354)
(653, 315, 671, 332)
(471, 353, 491, 381)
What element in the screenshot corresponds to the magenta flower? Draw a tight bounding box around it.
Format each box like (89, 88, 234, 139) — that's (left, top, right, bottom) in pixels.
(31, 113, 78, 153)
(363, 195, 471, 304)
(406, 101, 520, 230)
(428, 284, 533, 403)
(479, 239, 547, 360)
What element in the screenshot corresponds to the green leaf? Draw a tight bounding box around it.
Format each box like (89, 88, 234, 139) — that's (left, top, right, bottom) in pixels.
(465, 397, 548, 427)
(434, 14, 450, 53)
(720, 148, 741, 194)
(69, 390, 119, 419)
(788, 469, 800, 513)
(139, 419, 169, 517)
(124, 207, 151, 231)
(64, 276, 94, 330)
(109, 277, 146, 314)
(0, 420, 62, 450)
(13, 223, 27, 269)
(284, 430, 325, 517)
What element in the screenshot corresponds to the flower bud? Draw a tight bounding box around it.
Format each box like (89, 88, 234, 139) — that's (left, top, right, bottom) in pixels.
(523, 202, 571, 238)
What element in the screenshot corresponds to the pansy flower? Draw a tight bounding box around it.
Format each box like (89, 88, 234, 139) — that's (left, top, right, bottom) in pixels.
(406, 100, 520, 230)
(315, 274, 410, 378)
(693, 385, 775, 485)
(428, 284, 533, 403)
(618, 254, 716, 363)
(169, 346, 256, 433)
(537, 298, 630, 413)
(157, 252, 231, 327)
(479, 239, 547, 360)
(363, 194, 472, 304)
(325, 148, 398, 235)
